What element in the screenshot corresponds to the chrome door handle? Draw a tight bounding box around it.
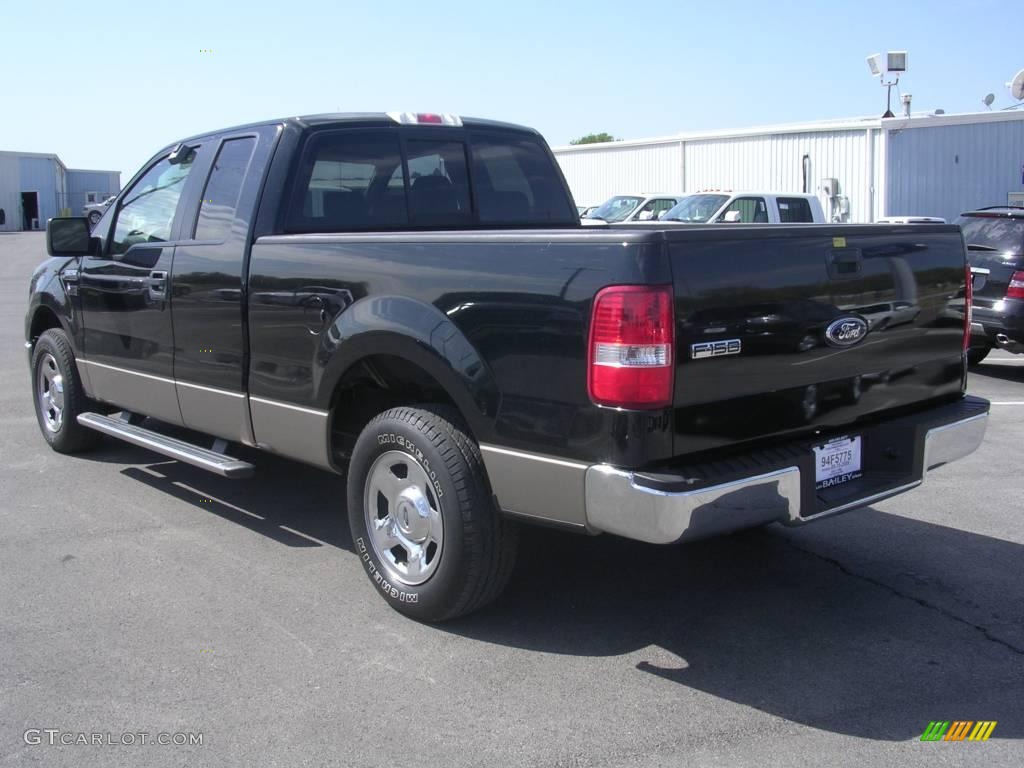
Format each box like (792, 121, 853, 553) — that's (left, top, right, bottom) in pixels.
(148, 271, 168, 302)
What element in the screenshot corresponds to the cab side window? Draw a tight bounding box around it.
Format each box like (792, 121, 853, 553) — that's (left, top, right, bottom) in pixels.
(778, 197, 813, 223)
(194, 138, 257, 241)
(109, 152, 198, 255)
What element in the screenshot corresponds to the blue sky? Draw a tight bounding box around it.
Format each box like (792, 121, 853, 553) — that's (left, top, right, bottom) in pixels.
(1, 0, 1020, 180)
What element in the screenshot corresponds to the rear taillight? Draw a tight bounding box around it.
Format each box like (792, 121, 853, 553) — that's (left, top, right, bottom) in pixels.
(588, 285, 674, 409)
(1007, 270, 1024, 300)
(963, 262, 973, 353)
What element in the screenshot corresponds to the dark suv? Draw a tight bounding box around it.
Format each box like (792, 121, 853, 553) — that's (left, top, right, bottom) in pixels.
(957, 207, 1024, 365)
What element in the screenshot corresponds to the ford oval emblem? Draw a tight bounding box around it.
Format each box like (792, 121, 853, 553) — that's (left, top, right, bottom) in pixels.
(824, 317, 868, 348)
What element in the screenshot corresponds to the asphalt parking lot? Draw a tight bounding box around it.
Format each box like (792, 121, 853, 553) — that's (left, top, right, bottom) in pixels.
(1, 231, 1021, 767)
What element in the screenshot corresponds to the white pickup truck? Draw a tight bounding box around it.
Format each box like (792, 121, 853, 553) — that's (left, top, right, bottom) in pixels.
(657, 192, 826, 224)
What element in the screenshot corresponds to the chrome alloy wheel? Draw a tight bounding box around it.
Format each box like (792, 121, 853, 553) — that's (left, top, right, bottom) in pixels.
(364, 450, 444, 586)
(37, 352, 65, 433)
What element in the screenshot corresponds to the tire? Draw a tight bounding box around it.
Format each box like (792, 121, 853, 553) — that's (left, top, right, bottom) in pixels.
(31, 329, 100, 453)
(347, 405, 517, 622)
(88, 211, 102, 227)
(967, 346, 991, 367)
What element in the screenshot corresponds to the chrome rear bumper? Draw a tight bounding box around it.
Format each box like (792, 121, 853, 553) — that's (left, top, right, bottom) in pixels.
(584, 410, 988, 545)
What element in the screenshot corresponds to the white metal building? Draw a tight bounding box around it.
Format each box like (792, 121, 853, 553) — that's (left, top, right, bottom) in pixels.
(0, 151, 120, 232)
(553, 111, 1024, 223)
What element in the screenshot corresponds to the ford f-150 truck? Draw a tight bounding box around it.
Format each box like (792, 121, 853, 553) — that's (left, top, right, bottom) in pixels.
(27, 112, 989, 622)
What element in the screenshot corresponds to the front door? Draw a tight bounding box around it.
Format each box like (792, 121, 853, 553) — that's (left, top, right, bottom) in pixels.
(78, 149, 205, 423)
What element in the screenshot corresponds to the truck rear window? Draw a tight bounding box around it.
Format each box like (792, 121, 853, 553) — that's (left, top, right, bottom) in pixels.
(285, 128, 575, 232)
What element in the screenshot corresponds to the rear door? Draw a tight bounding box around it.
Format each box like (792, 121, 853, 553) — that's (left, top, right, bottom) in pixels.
(170, 127, 277, 442)
(78, 147, 206, 423)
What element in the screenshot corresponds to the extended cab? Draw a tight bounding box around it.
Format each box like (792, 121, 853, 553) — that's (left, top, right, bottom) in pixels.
(27, 112, 988, 622)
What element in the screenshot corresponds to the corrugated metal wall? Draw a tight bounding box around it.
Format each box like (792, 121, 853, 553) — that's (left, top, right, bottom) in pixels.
(556, 129, 876, 221)
(683, 129, 873, 222)
(885, 120, 1024, 222)
(66, 170, 121, 215)
(18, 156, 60, 228)
(0, 155, 20, 231)
(555, 141, 683, 206)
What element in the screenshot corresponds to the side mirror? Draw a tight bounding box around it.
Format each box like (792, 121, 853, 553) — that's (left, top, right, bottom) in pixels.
(720, 211, 742, 223)
(637, 210, 655, 221)
(47, 217, 92, 256)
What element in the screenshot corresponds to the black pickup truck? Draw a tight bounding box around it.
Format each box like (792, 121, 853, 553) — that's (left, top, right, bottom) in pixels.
(27, 112, 989, 621)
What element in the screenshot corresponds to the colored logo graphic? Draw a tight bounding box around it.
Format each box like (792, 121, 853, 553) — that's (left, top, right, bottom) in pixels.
(920, 721, 997, 742)
(824, 316, 868, 348)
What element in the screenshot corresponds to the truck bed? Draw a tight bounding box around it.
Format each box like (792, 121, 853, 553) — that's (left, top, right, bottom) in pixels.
(248, 223, 968, 470)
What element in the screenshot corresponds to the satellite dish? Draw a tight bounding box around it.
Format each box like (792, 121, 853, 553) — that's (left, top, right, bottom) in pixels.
(1010, 70, 1024, 101)
(983, 93, 995, 108)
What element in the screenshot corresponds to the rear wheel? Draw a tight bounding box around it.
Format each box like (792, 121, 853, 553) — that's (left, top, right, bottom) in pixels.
(347, 405, 517, 622)
(967, 346, 991, 367)
(31, 329, 100, 453)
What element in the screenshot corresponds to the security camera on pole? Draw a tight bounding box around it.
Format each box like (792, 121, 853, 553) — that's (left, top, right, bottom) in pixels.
(866, 51, 908, 118)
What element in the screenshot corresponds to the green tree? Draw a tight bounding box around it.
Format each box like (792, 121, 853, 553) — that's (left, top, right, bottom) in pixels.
(569, 132, 617, 145)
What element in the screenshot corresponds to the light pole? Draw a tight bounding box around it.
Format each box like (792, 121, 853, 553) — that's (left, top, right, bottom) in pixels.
(867, 52, 908, 118)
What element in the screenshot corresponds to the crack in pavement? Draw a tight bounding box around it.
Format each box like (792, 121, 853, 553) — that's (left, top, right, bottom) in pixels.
(781, 537, 1024, 656)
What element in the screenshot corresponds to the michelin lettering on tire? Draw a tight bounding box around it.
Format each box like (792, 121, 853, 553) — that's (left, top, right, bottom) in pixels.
(375, 432, 444, 498)
(356, 537, 419, 603)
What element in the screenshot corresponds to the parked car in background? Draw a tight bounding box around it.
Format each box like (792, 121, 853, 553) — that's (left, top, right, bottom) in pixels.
(877, 216, 946, 224)
(580, 193, 684, 225)
(82, 196, 115, 228)
(956, 206, 1024, 365)
(657, 192, 825, 224)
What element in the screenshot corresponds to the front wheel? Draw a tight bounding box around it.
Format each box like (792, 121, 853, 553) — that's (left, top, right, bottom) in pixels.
(31, 329, 100, 453)
(347, 406, 517, 622)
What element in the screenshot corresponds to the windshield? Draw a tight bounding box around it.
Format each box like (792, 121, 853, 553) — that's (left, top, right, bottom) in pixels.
(588, 195, 643, 222)
(956, 215, 1024, 255)
(662, 194, 729, 223)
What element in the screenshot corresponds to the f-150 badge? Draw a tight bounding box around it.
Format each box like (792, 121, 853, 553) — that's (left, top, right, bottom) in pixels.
(691, 339, 742, 359)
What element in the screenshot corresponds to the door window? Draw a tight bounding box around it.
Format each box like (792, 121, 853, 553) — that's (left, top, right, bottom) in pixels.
(110, 152, 198, 255)
(636, 198, 677, 220)
(194, 137, 257, 241)
(719, 197, 768, 223)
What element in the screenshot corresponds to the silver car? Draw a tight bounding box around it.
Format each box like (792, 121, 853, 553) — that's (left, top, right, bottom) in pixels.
(82, 195, 116, 228)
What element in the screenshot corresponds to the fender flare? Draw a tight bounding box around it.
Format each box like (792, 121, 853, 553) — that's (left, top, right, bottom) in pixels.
(27, 272, 75, 344)
(315, 295, 500, 439)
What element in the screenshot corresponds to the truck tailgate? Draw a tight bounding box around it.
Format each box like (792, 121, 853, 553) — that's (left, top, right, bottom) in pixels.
(667, 225, 967, 455)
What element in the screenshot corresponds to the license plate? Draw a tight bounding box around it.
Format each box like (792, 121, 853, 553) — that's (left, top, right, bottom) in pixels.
(814, 435, 863, 489)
